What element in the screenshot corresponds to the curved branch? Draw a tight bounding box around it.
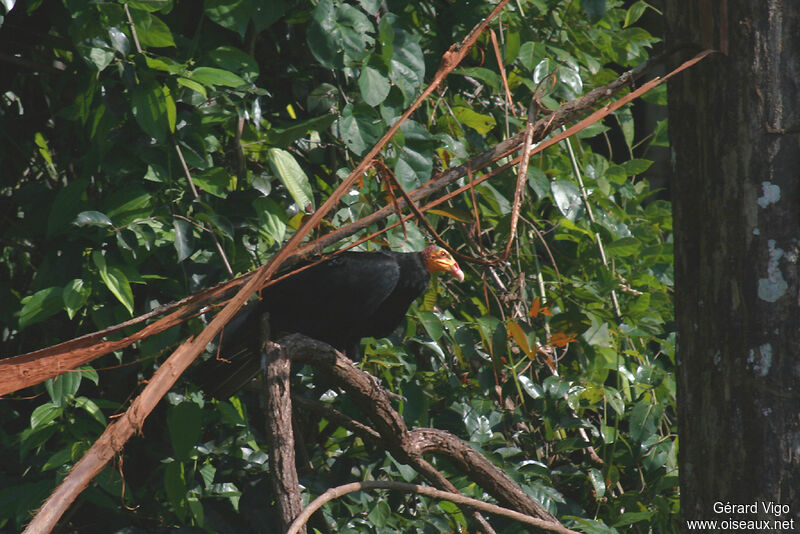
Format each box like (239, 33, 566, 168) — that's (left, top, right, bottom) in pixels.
(286, 481, 580, 534)
(282, 334, 564, 530)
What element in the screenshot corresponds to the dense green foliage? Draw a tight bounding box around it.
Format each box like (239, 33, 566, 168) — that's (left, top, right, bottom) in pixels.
(0, 0, 675, 532)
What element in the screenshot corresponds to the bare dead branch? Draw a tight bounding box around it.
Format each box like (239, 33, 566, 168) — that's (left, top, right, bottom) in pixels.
(287, 481, 580, 534)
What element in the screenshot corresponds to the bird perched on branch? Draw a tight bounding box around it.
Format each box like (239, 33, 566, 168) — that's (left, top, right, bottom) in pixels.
(200, 245, 464, 398)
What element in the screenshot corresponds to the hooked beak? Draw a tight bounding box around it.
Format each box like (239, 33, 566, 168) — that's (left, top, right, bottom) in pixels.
(450, 261, 465, 282)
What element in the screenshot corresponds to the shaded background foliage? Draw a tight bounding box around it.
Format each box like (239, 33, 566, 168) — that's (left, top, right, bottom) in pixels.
(0, 0, 675, 532)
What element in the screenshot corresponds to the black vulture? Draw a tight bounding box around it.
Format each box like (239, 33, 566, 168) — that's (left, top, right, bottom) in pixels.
(200, 245, 464, 398)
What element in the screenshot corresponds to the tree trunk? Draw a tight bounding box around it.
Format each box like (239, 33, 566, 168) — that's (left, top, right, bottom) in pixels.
(666, 0, 800, 530)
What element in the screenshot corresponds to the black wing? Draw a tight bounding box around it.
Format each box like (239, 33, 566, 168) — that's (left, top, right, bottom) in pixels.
(198, 252, 402, 397)
(262, 251, 402, 350)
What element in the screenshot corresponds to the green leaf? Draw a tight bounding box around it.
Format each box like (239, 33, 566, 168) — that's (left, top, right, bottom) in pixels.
(18, 287, 63, 329)
(204, 0, 251, 37)
(518, 375, 544, 399)
(164, 461, 187, 521)
(624, 1, 648, 27)
(620, 158, 653, 176)
(47, 178, 88, 237)
(454, 67, 501, 92)
(193, 167, 234, 198)
(452, 106, 496, 134)
(307, 0, 375, 68)
(172, 218, 195, 262)
(129, 9, 175, 48)
(517, 41, 545, 70)
(587, 468, 606, 499)
(366, 500, 391, 527)
(388, 25, 424, 101)
(42, 448, 72, 471)
(359, 65, 390, 106)
(63, 279, 90, 319)
(206, 45, 259, 82)
(30, 403, 63, 430)
(131, 78, 168, 141)
(614, 510, 656, 527)
(45, 372, 81, 405)
(616, 106, 634, 149)
(74, 210, 113, 228)
(168, 402, 202, 461)
(92, 251, 134, 315)
(416, 310, 443, 341)
(190, 66, 247, 88)
(177, 77, 207, 99)
(605, 237, 641, 258)
(337, 102, 384, 156)
(74, 396, 107, 425)
(268, 148, 314, 211)
(394, 119, 435, 188)
(550, 179, 583, 221)
(629, 400, 659, 441)
(253, 197, 287, 246)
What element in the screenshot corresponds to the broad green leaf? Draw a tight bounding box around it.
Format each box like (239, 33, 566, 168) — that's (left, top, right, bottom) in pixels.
(559, 66, 583, 96)
(614, 510, 656, 527)
(253, 197, 286, 246)
(63, 279, 90, 319)
(394, 119, 435, 188)
(45, 372, 81, 406)
(265, 114, 336, 148)
(337, 102, 384, 156)
(616, 106, 634, 149)
(128, 0, 172, 13)
(190, 66, 247, 88)
(177, 77, 207, 99)
(163, 84, 176, 132)
(131, 78, 168, 141)
(268, 148, 314, 211)
(416, 310, 443, 341)
(517, 41, 545, 70)
(129, 9, 175, 48)
(30, 403, 63, 430)
(388, 25, 424, 101)
(73, 210, 113, 228)
(193, 167, 234, 198)
(518, 375, 544, 399)
(624, 1, 648, 27)
(367, 500, 391, 527)
(206, 45, 259, 82)
(452, 106, 496, 134)
(605, 236, 641, 258)
(307, 0, 374, 68)
(164, 461, 187, 521)
(74, 396, 107, 425)
(358, 65, 390, 106)
(42, 448, 72, 471)
(588, 468, 606, 499)
(103, 186, 152, 225)
(551, 179, 583, 221)
(582, 320, 612, 347)
(168, 402, 202, 461)
(621, 158, 653, 176)
(454, 67, 501, 91)
(205, 0, 252, 37)
(92, 252, 134, 315)
(172, 218, 195, 261)
(629, 399, 659, 441)
(18, 287, 63, 329)
(47, 178, 88, 237)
